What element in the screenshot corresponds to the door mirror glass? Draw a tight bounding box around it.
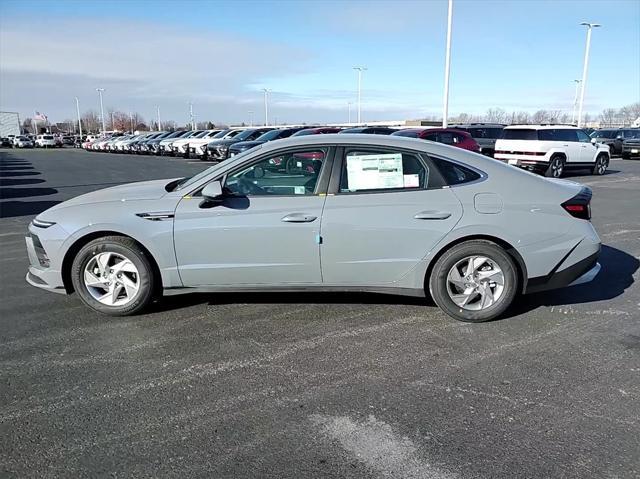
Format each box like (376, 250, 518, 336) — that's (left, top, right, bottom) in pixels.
(201, 181, 223, 199)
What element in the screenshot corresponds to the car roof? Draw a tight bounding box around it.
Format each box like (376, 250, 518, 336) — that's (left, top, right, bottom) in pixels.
(503, 124, 581, 130)
(452, 123, 505, 127)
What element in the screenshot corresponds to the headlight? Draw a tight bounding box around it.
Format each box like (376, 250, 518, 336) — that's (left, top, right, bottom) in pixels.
(32, 218, 56, 228)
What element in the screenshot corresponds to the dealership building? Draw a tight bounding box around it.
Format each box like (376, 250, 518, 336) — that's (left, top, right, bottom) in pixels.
(0, 111, 21, 137)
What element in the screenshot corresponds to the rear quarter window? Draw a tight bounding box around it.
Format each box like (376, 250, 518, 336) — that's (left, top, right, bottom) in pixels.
(431, 157, 482, 186)
(501, 129, 538, 141)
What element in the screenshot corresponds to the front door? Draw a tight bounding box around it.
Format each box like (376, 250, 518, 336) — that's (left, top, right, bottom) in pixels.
(320, 147, 463, 285)
(173, 147, 332, 286)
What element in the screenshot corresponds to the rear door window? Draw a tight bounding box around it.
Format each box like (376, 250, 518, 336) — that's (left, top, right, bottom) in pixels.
(430, 157, 481, 186)
(501, 129, 538, 140)
(339, 149, 429, 193)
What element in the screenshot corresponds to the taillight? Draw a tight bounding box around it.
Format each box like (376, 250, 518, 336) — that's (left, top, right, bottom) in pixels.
(561, 187, 592, 220)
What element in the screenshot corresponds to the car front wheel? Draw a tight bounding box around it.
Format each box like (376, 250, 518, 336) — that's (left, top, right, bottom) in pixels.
(71, 236, 156, 316)
(428, 240, 518, 322)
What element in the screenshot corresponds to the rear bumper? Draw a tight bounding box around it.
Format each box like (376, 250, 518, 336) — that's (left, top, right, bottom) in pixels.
(525, 249, 600, 294)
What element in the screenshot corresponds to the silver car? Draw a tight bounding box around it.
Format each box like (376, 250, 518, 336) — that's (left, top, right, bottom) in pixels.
(25, 135, 601, 322)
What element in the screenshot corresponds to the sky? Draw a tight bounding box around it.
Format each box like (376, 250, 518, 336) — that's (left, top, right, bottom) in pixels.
(1, 0, 639, 126)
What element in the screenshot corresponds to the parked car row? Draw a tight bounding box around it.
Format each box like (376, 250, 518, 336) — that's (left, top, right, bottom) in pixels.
(77, 122, 636, 178)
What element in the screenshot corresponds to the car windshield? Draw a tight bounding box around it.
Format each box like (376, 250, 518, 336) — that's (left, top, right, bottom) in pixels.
(466, 127, 503, 139)
(255, 129, 283, 141)
(501, 129, 538, 140)
(234, 130, 259, 141)
(211, 130, 230, 139)
(193, 131, 209, 138)
(622, 130, 640, 139)
(392, 130, 420, 138)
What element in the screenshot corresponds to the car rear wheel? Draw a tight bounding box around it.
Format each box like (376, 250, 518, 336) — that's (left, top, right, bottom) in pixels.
(71, 236, 156, 316)
(545, 156, 565, 178)
(428, 240, 518, 322)
(592, 154, 608, 175)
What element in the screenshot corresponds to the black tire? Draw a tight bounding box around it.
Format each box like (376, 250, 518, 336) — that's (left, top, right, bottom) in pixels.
(71, 236, 156, 316)
(545, 155, 565, 178)
(428, 240, 518, 323)
(592, 154, 608, 175)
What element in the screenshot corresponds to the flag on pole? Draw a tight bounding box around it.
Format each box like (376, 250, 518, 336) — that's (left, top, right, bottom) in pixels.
(34, 111, 48, 121)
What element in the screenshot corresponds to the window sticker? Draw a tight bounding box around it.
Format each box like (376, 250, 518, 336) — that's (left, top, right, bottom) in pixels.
(346, 153, 404, 190)
(403, 174, 419, 188)
(294, 186, 306, 195)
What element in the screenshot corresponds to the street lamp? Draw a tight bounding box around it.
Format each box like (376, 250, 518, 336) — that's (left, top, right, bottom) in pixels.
(262, 88, 271, 126)
(189, 103, 195, 130)
(95, 88, 106, 134)
(353, 66, 367, 124)
(442, 0, 453, 128)
(74, 97, 83, 138)
(571, 79, 582, 124)
(577, 22, 601, 128)
(156, 106, 161, 131)
(248, 110, 254, 127)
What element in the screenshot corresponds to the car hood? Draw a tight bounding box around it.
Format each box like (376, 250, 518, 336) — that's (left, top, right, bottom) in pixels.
(46, 178, 176, 212)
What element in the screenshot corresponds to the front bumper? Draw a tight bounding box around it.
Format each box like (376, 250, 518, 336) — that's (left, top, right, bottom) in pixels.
(622, 145, 640, 157)
(25, 232, 67, 294)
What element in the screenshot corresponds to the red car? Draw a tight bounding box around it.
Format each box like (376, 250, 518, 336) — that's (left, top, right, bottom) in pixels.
(391, 128, 480, 152)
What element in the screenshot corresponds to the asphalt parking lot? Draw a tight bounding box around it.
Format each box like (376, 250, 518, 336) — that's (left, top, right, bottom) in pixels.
(1, 148, 638, 478)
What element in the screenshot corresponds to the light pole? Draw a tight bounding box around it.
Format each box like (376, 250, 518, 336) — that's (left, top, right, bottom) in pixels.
(111, 111, 115, 131)
(571, 79, 582, 124)
(189, 102, 195, 130)
(248, 110, 254, 127)
(577, 22, 601, 128)
(348, 102, 352, 124)
(262, 88, 271, 126)
(95, 88, 106, 134)
(74, 97, 83, 138)
(353, 66, 367, 124)
(442, 0, 453, 128)
(156, 106, 161, 131)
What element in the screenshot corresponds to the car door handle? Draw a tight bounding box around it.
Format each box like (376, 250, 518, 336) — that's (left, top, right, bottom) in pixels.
(414, 210, 451, 220)
(281, 213, 317, 223)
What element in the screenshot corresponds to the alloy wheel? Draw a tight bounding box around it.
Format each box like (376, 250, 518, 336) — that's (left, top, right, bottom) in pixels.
(551, 158, 563, 178)
(83, 252, 140, 306)
(596, 156, 607, 175)
(446, 256, 505, 311)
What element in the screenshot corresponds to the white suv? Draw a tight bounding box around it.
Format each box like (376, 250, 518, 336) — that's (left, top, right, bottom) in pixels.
(494, 125, 610, 178)
(35, 134, 57, 148)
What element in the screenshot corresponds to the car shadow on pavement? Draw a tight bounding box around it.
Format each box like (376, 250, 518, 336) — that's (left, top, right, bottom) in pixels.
(0, 200, 63, 218)
(508, 245, 638, 317)
(153, 290, 431, 314)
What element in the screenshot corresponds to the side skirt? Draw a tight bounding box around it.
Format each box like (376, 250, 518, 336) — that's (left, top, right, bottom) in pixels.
(163, 285, 426, 298)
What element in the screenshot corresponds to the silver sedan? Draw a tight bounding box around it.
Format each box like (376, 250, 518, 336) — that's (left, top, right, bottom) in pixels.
(25, 134, 601, 322)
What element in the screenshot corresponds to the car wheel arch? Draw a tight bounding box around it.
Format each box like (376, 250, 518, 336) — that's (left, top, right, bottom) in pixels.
(424, 234, 528, 295)
(61, 231, 162, 295)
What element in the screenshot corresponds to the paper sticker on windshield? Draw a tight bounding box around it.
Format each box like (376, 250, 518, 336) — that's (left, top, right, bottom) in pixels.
(294, 186, 306, 195)
(346, 153, 403, 190)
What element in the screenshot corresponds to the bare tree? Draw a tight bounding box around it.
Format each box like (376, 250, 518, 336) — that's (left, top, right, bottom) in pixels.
(619, 102, 640, 125)
(599, 108, 618, 127)
(81, 110, 100, 133)
(485, 108, 507, 123)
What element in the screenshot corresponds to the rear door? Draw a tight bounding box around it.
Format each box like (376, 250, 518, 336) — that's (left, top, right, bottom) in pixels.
(319, 146, 463, 285)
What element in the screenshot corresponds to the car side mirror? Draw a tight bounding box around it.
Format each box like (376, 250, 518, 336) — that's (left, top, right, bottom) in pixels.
(201, 181, 224, 200)
(616, 135, 623, 140)
(590, 138, 596, 144)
